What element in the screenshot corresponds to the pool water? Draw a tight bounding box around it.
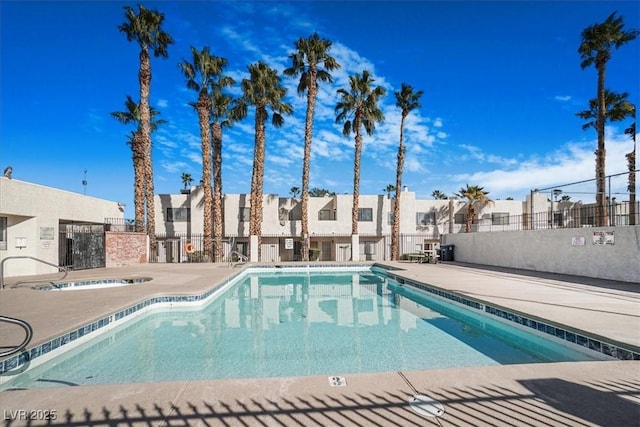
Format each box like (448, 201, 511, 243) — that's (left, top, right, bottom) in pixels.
(3, 270, 597, 390)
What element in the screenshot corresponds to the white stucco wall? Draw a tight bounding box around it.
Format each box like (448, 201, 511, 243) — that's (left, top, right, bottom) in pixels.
(0, 177, 124, 277)
(442, 226, 640, 283)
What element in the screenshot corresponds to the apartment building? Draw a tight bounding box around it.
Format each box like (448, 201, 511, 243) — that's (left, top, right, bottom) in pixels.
(154, 187, 528, 262)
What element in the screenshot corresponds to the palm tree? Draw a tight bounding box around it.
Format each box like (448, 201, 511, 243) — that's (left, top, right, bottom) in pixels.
(335, 70, 385, 259)
(119, 4, 174, 249)
(309, 188, 335, 197)
(456, 185, 491, 232)
(236, 62, 293, 259)
(577, 90, 635, 130)
(290, 186, 301, 198)
(181, 173, 193, 192)
(284, 33, 340, 262)
(625, 121, 636, 225)
(578, 11, 638, 226)
(431, 190, 448, 200)
(578, 90, 635, 226)
(210, 72, 239, 262)
(111, 95, 166, 232)
(391, 83, 423, 260)
(179, 46, 228, 260)
(383, 184, 396, 199)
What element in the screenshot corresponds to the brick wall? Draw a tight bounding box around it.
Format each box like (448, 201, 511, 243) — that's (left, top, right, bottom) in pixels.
(105, 232, 147, 267)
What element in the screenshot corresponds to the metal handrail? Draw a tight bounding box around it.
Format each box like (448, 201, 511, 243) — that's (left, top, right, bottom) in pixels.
(0, 315, 33, 358)
(227, 250, 248, 267)
(0, 256, 68, 289)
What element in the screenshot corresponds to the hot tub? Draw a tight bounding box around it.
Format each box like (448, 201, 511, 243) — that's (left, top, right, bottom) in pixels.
(34, 278, 151, 291)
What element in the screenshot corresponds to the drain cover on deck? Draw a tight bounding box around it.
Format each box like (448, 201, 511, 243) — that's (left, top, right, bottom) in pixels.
(409, 394, 445, 418)
(328, 376, 347, 387)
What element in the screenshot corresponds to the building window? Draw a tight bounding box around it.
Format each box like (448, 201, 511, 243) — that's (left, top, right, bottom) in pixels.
(358, 208, 373, 222)
(491, 212, 510, 225)
(318, 209, 336, 221)
(288, 209, 301, 221)
(416, 212, 436, 226)
(454, 213, 466, 224)
(551, 212, 563, 227)
(167, 208, 190, 222)
(239, 207, 250, 222)
(388, 212, 394, 225)
(0, 216, 6, 250)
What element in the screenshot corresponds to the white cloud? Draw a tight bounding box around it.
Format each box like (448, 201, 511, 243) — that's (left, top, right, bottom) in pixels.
(554, 95, 572, 102)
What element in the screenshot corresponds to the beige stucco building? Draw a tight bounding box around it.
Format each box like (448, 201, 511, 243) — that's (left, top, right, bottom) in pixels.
(154, 187, 528, 262)
(0, 177, 125, 277)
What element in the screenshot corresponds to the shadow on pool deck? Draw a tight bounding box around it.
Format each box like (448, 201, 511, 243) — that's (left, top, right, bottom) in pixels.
(1, 363, 638, 426)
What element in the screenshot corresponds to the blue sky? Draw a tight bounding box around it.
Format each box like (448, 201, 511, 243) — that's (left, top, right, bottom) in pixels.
(2, 1, 638, 218)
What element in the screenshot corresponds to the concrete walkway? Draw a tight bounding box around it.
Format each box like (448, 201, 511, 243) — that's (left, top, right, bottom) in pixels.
(0, 262, 638, 426)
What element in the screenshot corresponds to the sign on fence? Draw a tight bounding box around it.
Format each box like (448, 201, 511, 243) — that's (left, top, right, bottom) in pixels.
(285, 238, 294, 250)
(593, 231, 614, 245)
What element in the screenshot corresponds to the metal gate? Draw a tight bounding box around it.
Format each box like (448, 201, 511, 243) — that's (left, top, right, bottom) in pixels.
(59, 224, 105, 270)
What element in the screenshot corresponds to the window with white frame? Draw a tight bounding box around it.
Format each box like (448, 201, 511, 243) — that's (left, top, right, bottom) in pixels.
(239, 207, 250, 222)
(491, 212, 510, 225)
(387, 212, 394, 225)
(318, 209, 336, 220)
(454, 213, 466, 224)
(167, 208, 190, 222)
(416, 212, 436, 226)
(0, 216, 7, 250)
(358, 208, 373, 221)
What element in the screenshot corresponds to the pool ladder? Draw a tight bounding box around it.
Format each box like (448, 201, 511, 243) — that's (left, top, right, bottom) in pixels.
(227, 251, 248, 267)
(0, 315, 33, 358)
(0, 256, 68, 289)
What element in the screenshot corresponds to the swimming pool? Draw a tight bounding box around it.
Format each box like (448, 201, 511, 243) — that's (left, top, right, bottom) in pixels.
(1, 266, 613, 390)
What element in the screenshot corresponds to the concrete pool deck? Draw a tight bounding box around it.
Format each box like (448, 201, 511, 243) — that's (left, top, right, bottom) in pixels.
(0, 261, 638, 426)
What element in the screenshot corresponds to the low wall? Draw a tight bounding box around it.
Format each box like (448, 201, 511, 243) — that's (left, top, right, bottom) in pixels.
(105, 232, 148, 268)
(442, 226, 640, 283)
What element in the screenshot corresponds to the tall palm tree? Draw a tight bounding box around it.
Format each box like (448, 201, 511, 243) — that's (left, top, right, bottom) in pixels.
(578, 90, 635, 226)
(179, 46, 227, 260)
(210, 73, 239, 262)
(236, 62, 293, 258)
(432, 190, 448, 200)
(456, 185, 491, 232)
(119, 4, 173, 248)
(111, 95, 166, 232)
(391, 83, 423, 261)
(284, 33, 340, 262)
(625, 121, 636, 225)
(335, 70, 385, 255)
(578, 11, 638, 226)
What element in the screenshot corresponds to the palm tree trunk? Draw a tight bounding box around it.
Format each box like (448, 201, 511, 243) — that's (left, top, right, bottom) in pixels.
(212, 122, 224, 262)
(352, 114, 363, 236)
(250, 107, 266, 258)
(197, 92, 213, 261)
(391, 114, 406, 260)
(596, 62, 608, 226)
(628, 146, 636, 225)
(301, 71, 317, 262)
(466, 203, 474, 232)
(139, 47, 156, 250)
(132, 133, 146, 232)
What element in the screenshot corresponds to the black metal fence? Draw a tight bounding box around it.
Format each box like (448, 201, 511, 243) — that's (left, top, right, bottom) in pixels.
(465, 201, 638, 232)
